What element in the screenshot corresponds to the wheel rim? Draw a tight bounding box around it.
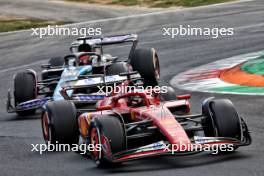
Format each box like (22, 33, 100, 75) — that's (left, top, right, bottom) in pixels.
(42, 112, 50, 142)
(153, 55, 160, 81)
(90, 128, 100, 160)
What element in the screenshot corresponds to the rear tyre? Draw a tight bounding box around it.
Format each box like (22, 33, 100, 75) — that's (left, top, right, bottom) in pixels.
(14, 71, 37, 115)
(41, 100, 79, 145)
(130, 48, 160, 87)
(90, 116, 125, 167)
(106, 62, 130, 75)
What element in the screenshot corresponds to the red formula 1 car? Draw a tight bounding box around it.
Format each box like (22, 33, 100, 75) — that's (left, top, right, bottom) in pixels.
(42, 85, 251, 167)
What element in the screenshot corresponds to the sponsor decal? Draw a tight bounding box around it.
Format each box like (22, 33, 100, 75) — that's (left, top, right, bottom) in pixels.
(135, 141, 167, 153)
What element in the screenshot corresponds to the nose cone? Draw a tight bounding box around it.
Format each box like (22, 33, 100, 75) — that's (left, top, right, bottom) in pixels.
(146, 107, 191, 151)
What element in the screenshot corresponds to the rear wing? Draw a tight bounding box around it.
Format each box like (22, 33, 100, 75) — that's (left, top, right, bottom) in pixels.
(71, 34, 138, 62)
(73, 34, 138, 45)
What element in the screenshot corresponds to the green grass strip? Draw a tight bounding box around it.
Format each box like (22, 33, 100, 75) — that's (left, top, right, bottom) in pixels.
(0, 19, 67, 33)
(241, 55, 264, 76)
(212, 85, 264, 93)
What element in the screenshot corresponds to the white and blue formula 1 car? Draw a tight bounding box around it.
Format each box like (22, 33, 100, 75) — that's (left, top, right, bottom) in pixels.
(6, 34, 160, 116)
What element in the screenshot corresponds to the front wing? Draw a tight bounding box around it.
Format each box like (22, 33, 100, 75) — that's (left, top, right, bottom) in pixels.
(6, 90, 50, 113)
(109, 136, 251, 162)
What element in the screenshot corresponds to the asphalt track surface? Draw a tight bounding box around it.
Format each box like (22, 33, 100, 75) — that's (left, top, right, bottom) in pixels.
(0, 0, 155, 22)
(0, 0, 264, 176)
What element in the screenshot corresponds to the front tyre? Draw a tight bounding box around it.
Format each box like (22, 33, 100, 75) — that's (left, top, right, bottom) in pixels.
(14, 71, 37, 115)
(41, 100, 79, 145)
(161, 86, 177, 101)
(89, 116, 125, 167)
(202, 99, 242, 139)
(202, 99, 244, 153)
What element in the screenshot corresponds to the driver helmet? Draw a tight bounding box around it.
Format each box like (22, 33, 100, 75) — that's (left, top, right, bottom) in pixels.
(128, 95, 145, 107)
(78, 43, 92, 52)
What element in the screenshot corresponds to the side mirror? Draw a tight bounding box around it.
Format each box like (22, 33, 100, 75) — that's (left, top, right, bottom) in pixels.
(177, 94, 191, 100)
(96, 105, 112, 111)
